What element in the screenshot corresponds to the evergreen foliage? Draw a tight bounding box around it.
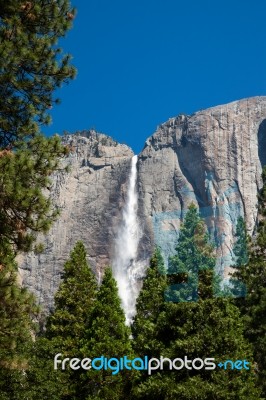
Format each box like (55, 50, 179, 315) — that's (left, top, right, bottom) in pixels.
(27, 245, 132, 400)
(233, 216, 249, 266)
(0, 245, 38, 399)
(25, 338, 66, 400)
(167, 203, 219, 302)
(0, 135, 69, 254)
(131, 204, 261, 399)
(0, 1, 76, 397)
(230, 216, 248, 298)
(28, 241, 97, 399)
(0, 0, 76, 254)
(233, 167, 266, 395)
(46, 241, 97, 355)
(132, 247, 167, 358)
(81, 267, 132, 400)
(0, 0, 76, 148)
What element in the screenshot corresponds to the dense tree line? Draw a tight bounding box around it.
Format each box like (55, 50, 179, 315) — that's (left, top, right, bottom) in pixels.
(6, 196, 263, 400)
(232, 167, 266, 396)
(131, 205, 261, 400)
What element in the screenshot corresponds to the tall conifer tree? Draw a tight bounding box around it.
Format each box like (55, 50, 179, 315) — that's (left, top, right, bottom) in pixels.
(0, 1, 76, 397)
(233, 216, 249, 266)
(132, 247, 167, 358)
(229, 216, 249, 298)
(46, 241, 97, 354)
(27, 241, 97, 400)
(81, 267, 132, 400)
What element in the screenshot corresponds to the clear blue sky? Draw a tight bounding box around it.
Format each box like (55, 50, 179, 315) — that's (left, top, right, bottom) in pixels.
(44, 0, 266, 154)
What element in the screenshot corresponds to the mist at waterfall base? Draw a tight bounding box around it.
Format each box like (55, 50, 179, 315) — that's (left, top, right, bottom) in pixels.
(112, 155, 146, 325)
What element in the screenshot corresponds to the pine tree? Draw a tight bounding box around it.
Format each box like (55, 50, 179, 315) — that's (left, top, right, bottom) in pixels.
(0, 2, 76, 397)
(27, 241, 98, 400)
(81, 267, 132, 400)
(46, 241, 97, 354)
(0, 244, 38, 400)
(233, 217, 249, 266)
(167, 203, 219, 302)
(132, 247, 167, 358)
(25, 337, 66, 400)
(131, 248, 168, 398)
(0, 0, 76, 253)
(230, 216, 248, 298)
(0, 135, 69, 254)
(0, 0, 76, 148)
(131, 204, 261, 399)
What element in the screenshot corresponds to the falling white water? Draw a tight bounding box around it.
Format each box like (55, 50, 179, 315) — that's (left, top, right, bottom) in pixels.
(112, 155, 145, 325)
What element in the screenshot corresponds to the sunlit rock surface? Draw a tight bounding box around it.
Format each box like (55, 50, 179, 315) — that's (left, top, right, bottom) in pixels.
(19, 97, 266, 310)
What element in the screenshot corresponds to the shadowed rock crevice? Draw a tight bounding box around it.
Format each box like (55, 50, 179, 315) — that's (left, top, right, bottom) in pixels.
(177, 140, 207, 207)
(258, 119, 266, 167)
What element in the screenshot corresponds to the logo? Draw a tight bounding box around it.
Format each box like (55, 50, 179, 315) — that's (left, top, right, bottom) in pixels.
(54, 354, 250, 375)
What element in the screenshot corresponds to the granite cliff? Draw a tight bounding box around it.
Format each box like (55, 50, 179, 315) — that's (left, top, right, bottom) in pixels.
(19, 96, 266, 310)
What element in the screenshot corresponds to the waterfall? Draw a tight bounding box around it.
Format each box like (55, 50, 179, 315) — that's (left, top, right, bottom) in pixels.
(113, 155, 145, 325)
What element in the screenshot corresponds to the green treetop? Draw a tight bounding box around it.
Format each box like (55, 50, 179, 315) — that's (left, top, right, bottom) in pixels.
(0, 0, 76, 148)
(132, 247, 167, 358)
(229, 216, 249, 298)
(0, 0, 76, 254)
(27, 241, 98, 400)
(233, 216, 249, 266)
(46, 241, 98, 355)
(167, 203, 218, 302)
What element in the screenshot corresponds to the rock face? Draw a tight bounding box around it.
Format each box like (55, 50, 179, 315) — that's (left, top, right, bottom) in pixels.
(137, 97, 266, 280)
(19, 97, 266, 310)
(19, 131, 134, 308)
